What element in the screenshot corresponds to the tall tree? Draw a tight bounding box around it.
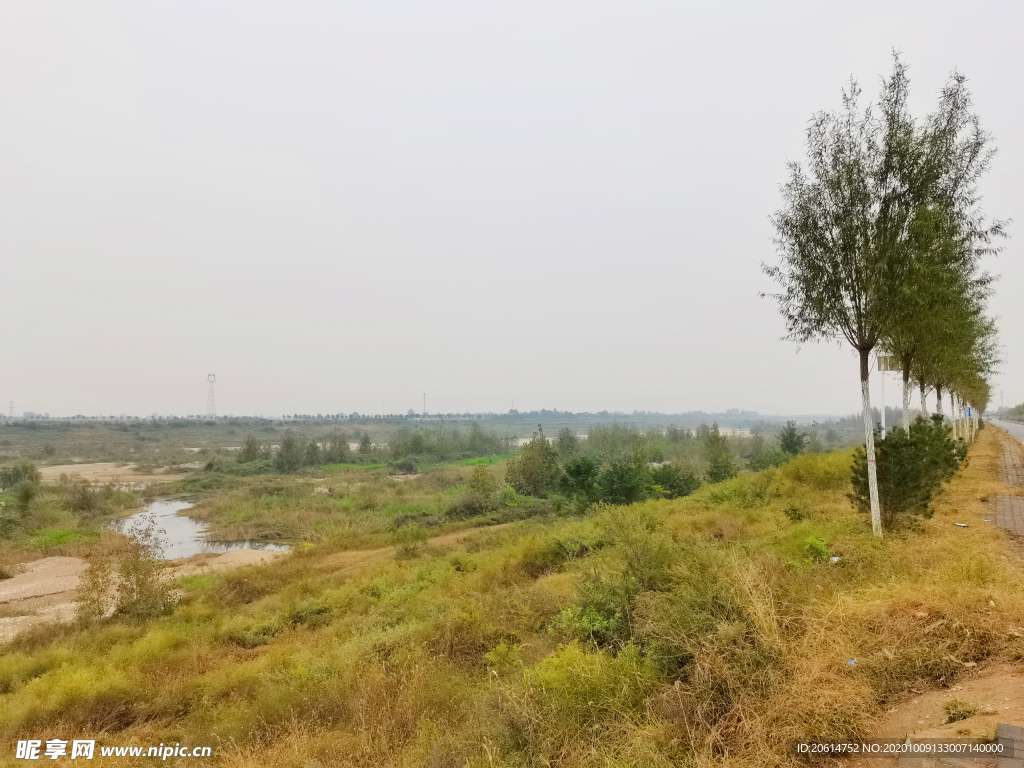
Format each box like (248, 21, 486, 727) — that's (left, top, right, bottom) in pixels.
(765, 61, 922, 536)
(880, 67, 1003, 429)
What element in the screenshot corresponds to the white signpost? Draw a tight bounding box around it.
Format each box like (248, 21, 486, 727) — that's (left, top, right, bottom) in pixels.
(877, 355, 898, 439)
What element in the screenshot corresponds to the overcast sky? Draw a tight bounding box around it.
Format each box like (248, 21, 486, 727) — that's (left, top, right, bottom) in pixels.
(1, 1, 1020, 418)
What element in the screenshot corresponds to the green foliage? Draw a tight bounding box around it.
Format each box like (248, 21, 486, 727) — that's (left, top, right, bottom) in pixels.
(558, 454, 601, 502)
(554, 428, 580, 458)
(13, 481, 38, 512)
(238, 435, 267, 463)
(804, 536, 831, 563)
(596, 461, 649, 505)
(467, 464, 498, 498)
(530, 642, 659, 732)
(599, 504, 676, 590)
(551, 579, 635, 647)
(0, 460, 40, 490)
(702, 423, 736, 483)
(358, 432, 373, 454)
(77, 513, 177, 621)
(390, 524, 430, 557)
(851, 416, 960, 525)
(505, 426, 560, 498)
(28, 528, 95, 550)
(651, 462, 701, 499)
(446, 493, 496, 521)
(387, 424, 514, 463)
(596, 438, 655, 505)
(273, 430, 305, 473)
(748, 448, 793, 471)
(777, 421, 806, 455)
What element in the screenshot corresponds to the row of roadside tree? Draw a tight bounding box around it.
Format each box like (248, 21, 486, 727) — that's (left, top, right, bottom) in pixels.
(764, 55, 1004, 536)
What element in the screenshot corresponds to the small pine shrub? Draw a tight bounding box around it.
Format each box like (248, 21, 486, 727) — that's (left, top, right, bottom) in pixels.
(851, 416, 960, 525)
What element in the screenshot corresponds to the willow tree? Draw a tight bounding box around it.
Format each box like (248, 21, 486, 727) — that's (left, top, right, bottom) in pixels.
(879, 67, 1002, 428)
(765, 62, 924, 537)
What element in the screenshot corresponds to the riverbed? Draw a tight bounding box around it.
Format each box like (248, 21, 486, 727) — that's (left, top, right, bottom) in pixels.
(116, 500, 289, 560)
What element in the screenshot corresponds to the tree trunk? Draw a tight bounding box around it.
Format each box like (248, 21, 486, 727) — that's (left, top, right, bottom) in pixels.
(952, 394, 958, 440)
(860, 349, 882, 537)
(936, 386, 944, 419)
(919, 380, 927, 416)
(901, 362, 911, 430)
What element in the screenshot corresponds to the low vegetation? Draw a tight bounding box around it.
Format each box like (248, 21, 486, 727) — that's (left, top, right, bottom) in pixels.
(1, 420, 1020, 766)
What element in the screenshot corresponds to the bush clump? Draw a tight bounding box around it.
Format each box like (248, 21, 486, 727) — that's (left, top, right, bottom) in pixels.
(851, 416, 961, 525)
(505, 427, 561, 498)
(0, 460, 40, 490)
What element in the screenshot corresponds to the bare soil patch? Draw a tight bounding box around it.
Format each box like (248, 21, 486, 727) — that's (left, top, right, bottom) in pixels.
(38, 462, 185, 484)
(0, 550, 282, 642)
(849, 661, 1024, 767)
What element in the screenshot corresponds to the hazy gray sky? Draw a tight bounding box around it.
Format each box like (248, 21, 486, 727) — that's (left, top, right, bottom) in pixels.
(1, 1, 1020, 417)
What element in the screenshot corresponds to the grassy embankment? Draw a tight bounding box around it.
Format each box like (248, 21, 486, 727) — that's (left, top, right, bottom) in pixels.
(1, 428, 1023, 767)
(0, 478, 148, 569)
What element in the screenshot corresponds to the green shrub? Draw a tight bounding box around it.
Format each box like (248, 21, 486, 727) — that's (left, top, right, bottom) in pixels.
(851, 416, 960, 525)
(558, 454, 601, 501)
(390, 524, 430, 557)
(748, 448, 793, 471)
(446, 493, 496, 521)
(651, 462, 701, 498)
(599, 504, 676, 589)
(505, 427, 560, 498)
(530, 642, 658, 732)
(777, 420, 807, 454)
(468, 464, 499, 498)
(77, 513, 177, 621)
(804, 536, 831, 563)
(0, 460, 40, 490)
(551, 575, 638, 647)
(702, 424, 736, 483)
(596, 461, 650, 505)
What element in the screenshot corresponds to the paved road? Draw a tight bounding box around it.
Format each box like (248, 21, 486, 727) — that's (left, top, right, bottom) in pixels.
(991, 419, 1024, 444)
(986, 420, 1024, 539)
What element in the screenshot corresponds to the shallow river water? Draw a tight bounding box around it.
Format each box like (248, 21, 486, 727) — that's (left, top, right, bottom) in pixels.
(116, 500, 290, 560)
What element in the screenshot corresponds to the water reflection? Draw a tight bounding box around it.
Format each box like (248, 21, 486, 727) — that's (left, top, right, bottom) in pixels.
(116, 499, 289, 560)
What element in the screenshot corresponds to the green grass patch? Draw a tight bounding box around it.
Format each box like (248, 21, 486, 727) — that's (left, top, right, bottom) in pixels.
(27, 528, 96, 550)
(177, 575, 216, 592)
(321, 462, 386, 471)
(454, 453, 515, 466)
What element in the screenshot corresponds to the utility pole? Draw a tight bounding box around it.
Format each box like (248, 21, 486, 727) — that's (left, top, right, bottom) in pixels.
(423, 393, 426, 415)
(206, 375, 216, 419)
(7, 401, 12, 419)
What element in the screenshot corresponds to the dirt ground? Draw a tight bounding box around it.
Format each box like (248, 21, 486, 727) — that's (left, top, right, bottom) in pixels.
(0, 550, 284, 642)
(0, 525, 501, 643)
(848, 662, 1024, 767)
(37, 462, 185, 484)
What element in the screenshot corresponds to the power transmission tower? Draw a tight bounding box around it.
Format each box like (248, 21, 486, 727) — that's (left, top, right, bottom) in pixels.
(206, 375, 216, 419)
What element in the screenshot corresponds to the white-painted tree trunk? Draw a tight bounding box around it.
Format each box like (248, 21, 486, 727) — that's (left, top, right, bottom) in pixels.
(902, 371, 911, 430)
(952, 394, 960, 440)
(861, 375, 883, 537)
(920, 384, 927, 416)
